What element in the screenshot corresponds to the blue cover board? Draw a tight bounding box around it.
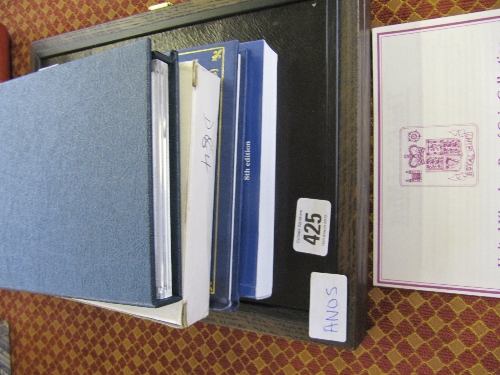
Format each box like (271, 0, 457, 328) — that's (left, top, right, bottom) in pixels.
(237, 40, 276, 299)
(0, 39, 180, 308)
(178, 40, 241, 311)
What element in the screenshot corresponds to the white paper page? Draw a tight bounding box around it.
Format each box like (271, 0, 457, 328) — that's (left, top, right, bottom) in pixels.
(373, 10, 500, 297)
(256, 42, 278, 299)
(79, 299, 185, 327)
(180, 61, 220, 325)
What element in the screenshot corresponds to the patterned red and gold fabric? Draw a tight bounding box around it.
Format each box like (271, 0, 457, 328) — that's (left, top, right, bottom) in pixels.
(1, 0, 500, 374)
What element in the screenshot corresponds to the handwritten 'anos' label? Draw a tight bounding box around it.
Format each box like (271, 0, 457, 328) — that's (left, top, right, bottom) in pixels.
(309, 273, 347, 343)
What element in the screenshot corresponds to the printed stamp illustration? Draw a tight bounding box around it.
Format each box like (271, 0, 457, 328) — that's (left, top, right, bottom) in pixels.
(400, 124, 478, 187)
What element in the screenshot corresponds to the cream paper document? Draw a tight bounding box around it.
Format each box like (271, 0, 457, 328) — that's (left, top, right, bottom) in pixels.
(373, 9, 500, 297)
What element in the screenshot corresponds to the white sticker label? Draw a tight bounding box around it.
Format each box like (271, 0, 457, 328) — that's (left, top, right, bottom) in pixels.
(309, 273, 347, 342)
(293, 198, 331, 256)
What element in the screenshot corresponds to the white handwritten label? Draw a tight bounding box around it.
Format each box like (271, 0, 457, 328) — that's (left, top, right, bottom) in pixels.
(309, 273, 347, 342)
(200, 113, 216, 173)
(294, 198, 331, 256)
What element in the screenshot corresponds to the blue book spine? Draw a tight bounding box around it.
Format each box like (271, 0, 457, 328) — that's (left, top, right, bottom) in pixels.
(238, 40, 278, 300)
(178, 40, 241, 311)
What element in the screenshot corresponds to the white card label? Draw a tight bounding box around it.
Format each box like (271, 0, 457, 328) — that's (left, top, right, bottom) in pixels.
(293, 198, 331, 256)
(309, 273, 347, 342)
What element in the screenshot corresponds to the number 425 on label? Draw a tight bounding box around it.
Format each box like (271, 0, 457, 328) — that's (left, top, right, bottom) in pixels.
(293, 198, 331, 256)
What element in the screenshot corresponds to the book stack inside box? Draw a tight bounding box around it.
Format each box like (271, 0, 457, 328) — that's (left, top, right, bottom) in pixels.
(2, 0, 371, 349)
(0, 37, 279, 328)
